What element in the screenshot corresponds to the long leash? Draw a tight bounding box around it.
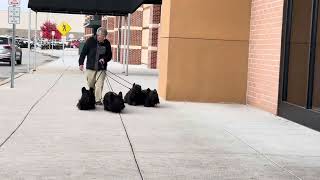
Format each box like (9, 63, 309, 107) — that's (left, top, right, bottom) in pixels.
(102, 69, 144, 180)
(107, 70, 133, 86)
(105, 73, 114, 92)
(106, 73, 131, 90)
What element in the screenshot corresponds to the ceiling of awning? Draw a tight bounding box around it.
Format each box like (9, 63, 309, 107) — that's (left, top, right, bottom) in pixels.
(28, 0, 162, 16)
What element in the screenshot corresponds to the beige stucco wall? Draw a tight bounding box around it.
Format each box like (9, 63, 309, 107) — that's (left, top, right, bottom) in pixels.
(159, 0, 252, 103)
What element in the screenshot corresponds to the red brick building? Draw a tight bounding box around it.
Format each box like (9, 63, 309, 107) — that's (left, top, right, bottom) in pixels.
(84, 5, 161, 69)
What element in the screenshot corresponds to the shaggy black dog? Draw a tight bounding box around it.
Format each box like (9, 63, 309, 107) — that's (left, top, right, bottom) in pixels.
(124, 83, 144, 106)
(103, 92, 125, 113)
(77, 87, 96, 110)
(143, 89, 160, 107)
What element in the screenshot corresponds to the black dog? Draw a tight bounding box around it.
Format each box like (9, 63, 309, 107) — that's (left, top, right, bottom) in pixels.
(77, 87, 96, 110)
(124, 83, 144, 106)
(143, 89, 160, 107)
(103, 92, 125, 113)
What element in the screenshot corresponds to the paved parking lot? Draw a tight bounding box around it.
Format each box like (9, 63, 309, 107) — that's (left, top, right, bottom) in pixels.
(0, 48, 56, 81)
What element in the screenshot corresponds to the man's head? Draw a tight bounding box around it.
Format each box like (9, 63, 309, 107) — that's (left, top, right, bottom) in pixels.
(96, 27, 108, 42)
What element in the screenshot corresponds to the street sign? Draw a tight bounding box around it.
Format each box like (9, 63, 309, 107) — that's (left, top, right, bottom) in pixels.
(8, 0, 20, 6)
(8, 6, 20, 24)
(57, 22, 72, 36)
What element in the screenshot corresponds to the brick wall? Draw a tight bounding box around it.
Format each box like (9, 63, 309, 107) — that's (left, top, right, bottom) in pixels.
(247, 0, 284, 114)
(146, 5, 161, 69)
(83, 6, 161, 68)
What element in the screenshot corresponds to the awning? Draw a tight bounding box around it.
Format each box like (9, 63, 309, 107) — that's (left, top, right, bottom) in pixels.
(28, 0, 162, 16)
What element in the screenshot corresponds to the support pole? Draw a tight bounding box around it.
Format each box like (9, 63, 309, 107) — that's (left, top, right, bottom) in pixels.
(27, 9, 31, 73)
(33, 12, 38, 71)
(125, 14, 131, 76)
(11, 24, 16, 88)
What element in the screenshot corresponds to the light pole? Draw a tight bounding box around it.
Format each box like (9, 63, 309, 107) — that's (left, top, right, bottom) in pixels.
(51, 31, 55, 51)
(39, 31, 43, 47)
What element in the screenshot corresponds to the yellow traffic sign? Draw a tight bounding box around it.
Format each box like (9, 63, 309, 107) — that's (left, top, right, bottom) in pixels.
(57, 22, 72, 36)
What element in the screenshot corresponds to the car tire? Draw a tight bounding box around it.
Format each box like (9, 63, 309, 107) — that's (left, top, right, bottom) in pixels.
(17, 59, 22, 65)
(17, 53, 22, 65)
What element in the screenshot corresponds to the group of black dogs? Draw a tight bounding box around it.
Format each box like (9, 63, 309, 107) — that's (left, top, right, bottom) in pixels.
(77, 83, 160, 113)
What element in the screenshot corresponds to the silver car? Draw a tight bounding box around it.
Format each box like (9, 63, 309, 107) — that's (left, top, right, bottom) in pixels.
(0, 36, 22, 65)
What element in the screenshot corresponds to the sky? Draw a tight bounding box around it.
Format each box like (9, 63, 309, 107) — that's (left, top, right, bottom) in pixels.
(0, 0, 29, 11)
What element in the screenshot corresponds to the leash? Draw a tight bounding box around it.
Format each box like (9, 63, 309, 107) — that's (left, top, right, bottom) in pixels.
(107, 70, 133, 86)
(106, 73, 131, 90)
(106, 73, 114, 92)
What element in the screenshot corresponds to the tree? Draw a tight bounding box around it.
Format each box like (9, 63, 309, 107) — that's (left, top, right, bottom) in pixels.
(40, 21, 61, 40)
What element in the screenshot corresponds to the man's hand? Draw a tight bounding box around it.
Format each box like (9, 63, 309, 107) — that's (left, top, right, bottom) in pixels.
(99, 59, 105, 65)
(79, 65, 84, 71)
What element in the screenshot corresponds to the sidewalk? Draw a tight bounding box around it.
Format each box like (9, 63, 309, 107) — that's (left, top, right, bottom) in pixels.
(0, 53, 319, 180)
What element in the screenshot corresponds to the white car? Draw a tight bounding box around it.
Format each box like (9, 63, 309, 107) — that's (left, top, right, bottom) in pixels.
(0, 36, 22, 65)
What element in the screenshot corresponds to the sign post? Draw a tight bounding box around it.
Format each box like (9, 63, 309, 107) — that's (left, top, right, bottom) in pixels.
(51, 31, 55, 53)
(57, 22, 72, 64)
(8, 0, 20, 88)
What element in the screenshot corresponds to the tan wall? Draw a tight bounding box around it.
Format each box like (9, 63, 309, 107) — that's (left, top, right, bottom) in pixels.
(159, 0, 252, 103)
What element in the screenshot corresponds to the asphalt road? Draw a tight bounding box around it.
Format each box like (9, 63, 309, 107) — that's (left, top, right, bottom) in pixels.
(0, 48, 56, 81)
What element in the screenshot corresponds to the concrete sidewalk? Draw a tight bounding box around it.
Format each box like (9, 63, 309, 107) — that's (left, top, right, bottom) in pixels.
(0, 53, 319, 180)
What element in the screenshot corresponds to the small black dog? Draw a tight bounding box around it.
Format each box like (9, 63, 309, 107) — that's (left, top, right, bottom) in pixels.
(142, 89, 160, 107)
(103, 92, 125, 113)
(77, 87, 96, 110)
(124, 83, 144, 106)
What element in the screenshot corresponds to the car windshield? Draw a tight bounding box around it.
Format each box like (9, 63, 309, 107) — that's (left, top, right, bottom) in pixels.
(0, 37, 9, 44)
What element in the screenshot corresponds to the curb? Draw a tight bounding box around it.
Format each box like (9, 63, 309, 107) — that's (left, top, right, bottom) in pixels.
(34, 50, 60, 59)
(0, 73, 26, 87)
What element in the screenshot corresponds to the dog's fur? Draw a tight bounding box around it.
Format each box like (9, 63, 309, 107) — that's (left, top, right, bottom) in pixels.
(103, 92, 125, 113)
(143, 89, 160, 107)
(124, 83, 160, 107)
(77, 87, 96, 110)
(124, 83, 144, 106)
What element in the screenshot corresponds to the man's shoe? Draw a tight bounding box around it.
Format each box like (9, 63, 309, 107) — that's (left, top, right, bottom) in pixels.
(95, 101, 103, 106)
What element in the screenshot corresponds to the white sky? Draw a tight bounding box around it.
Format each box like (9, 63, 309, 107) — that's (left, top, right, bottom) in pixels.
(0, 0, 28, 11)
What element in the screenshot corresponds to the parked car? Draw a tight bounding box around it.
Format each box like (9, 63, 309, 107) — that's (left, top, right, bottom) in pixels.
(70, 40, 80, 48)
(41, 41, 64, 50)
(15, 37, 34, 49)
(0, 36, 22, 65)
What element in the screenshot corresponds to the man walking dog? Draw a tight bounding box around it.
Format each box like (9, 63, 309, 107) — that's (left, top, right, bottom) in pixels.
(79, 27, 112, 105)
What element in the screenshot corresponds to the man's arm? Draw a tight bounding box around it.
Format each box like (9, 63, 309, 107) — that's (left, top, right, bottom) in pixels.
(79, 39, 89, 66)
(103, 41, 112, 63)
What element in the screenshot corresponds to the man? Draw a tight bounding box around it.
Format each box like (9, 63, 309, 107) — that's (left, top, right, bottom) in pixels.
(79, 27, 112, 105)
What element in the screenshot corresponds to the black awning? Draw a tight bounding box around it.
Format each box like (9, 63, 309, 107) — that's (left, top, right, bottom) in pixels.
(28, 0, 162, 16)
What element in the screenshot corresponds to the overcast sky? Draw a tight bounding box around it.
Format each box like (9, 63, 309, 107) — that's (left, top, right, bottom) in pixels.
(0, 0, 28, 11)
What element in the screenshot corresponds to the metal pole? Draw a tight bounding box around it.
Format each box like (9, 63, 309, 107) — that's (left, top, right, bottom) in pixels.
(52, 34, 54, 53)
(122, 16, 127, 73)
(11, 24, 16, 88)
(62, 36, 65, 63)
(27, 9, 31, 73)
(117, 17, 121, 62)
(125, 14, 131, 76)
(33, 12, 37, 71)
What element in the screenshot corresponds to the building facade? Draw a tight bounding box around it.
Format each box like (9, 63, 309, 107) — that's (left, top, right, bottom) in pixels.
(84, 4, 161, 69)
(84, 0, 320, 131)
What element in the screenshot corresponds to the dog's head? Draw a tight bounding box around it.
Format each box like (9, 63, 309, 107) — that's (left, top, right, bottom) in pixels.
(149, 89, 160, 105)
(131, 83, 142, 93)
(78, 87, 96, 110)
(106, 92, 125, 112)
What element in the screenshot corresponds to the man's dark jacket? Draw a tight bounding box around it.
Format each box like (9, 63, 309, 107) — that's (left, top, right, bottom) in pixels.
(79, 36, 112, 71)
